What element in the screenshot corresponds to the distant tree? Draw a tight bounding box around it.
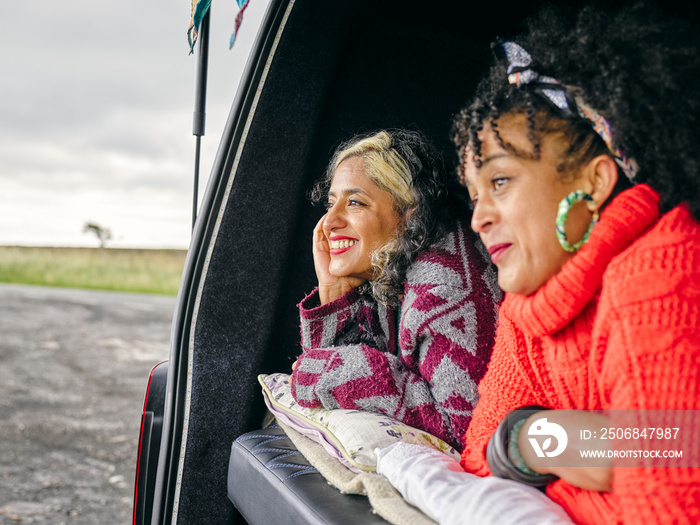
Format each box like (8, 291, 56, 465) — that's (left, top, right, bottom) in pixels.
(83, 222, 113, 248)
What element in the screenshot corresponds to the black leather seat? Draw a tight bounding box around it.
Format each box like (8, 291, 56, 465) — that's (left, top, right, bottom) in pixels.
(228, 425, 388, 524)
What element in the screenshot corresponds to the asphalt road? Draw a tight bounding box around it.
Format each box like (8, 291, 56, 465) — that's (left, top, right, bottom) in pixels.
(0, 284, 175, 524)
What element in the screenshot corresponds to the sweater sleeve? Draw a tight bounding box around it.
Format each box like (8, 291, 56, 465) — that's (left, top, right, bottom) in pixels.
(290, 287, 398, 408)
(461, 310, 540, 476)
(594, 219, 700, 524)
(297, 288, 364, 350)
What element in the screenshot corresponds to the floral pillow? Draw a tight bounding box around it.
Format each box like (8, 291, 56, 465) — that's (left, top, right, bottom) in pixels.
(258, 373, 460, 473)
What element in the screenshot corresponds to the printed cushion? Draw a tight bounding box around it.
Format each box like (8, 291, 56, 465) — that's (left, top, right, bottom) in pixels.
(259, 373, 460, 473)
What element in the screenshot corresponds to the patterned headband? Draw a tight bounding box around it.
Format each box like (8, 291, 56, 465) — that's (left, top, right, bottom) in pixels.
(501, 41, 639, 180)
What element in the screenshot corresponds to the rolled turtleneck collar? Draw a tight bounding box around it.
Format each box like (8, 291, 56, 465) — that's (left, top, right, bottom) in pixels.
(503, 183, 661, 337)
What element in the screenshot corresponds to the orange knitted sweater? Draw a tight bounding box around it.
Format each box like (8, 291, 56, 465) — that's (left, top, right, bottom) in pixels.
(461, 184, 700, 524)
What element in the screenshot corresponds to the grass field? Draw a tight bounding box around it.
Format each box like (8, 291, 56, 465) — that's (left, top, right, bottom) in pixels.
(0, 246, 187, 295)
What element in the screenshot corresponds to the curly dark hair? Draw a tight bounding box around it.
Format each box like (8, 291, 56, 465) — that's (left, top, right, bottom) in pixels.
(452, 2, 700, 220)
(311, 129, 468, 307)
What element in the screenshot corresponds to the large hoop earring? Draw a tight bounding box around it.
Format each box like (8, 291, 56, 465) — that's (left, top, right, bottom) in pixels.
(556, 190, 599, 253)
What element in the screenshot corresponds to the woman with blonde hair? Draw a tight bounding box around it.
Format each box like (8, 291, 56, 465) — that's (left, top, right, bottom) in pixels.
(290, 129, 501, 450)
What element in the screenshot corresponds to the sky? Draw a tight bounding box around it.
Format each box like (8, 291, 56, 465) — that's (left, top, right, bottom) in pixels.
(1, 0, 271, 249)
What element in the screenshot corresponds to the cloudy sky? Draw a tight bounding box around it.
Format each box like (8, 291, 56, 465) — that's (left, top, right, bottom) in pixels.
(1, 0, 270, 249)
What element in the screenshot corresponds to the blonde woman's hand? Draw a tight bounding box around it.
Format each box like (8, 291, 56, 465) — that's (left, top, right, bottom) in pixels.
(313, 214, 366, 304)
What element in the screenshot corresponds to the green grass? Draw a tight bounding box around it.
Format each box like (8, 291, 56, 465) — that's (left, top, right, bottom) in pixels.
(0, 246, 187, 295)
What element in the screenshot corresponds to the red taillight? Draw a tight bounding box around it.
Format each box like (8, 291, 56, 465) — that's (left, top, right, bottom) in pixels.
(133, 361, 167, 525)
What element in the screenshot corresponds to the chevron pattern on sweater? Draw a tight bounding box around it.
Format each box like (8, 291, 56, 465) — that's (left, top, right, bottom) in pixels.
(291, 220, 500, 449)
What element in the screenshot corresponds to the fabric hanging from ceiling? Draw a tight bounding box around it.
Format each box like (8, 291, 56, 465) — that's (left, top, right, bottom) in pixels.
(188, 0, 252, 53)
(188, 0, 212, 53)
(230, 0, 251, 49)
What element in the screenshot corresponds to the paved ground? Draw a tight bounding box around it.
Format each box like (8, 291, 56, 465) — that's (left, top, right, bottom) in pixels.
(0, 284, 175, 524)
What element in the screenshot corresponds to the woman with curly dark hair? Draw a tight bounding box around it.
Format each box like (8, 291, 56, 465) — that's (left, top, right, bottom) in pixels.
(289, 129, 501, 450)
(374, 4, 699, 525)
(447, 3, 700, 524)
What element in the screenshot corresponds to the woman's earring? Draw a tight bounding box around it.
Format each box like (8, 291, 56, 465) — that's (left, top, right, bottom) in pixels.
(556, 190, 599, 253)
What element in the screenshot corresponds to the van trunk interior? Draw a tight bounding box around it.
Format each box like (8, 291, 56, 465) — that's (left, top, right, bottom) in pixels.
(169, 0, 666, 522)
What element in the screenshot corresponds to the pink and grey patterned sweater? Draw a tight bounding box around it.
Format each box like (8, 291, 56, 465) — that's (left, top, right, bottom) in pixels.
(290, 221, 501, 450)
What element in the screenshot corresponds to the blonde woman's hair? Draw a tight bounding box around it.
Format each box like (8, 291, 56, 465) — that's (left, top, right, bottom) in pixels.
(310, 129, 462, 307)
(331, 131, 416, 213)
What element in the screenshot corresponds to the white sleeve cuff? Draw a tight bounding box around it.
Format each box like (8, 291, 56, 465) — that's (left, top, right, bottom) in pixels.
(376, 442, 574, 525)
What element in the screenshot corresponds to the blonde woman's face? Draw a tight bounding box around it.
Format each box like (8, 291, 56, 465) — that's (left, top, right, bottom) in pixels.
(464, 115, 592, 296)
(323, 157, 401, 281)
